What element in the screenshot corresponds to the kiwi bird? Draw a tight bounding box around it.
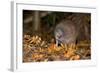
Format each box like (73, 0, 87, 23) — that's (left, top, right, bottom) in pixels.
(54, 20, 78, 46)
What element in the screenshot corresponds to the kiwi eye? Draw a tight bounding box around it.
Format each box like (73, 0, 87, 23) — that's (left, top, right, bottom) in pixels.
(58, 35, 62, 38)
(56, 34, 62, 39)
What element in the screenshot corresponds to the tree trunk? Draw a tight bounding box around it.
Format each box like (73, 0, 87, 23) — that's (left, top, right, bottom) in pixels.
(32, 11, 40, 32)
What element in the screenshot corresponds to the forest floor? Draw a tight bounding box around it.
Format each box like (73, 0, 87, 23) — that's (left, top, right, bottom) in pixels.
(23, 34, 91, 62)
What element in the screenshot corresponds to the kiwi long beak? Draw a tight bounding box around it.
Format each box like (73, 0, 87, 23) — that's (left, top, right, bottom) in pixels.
(56, 40, 62, 46)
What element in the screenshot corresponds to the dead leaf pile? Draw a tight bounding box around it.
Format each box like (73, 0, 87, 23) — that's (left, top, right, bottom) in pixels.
(23, 34, 91, 62)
